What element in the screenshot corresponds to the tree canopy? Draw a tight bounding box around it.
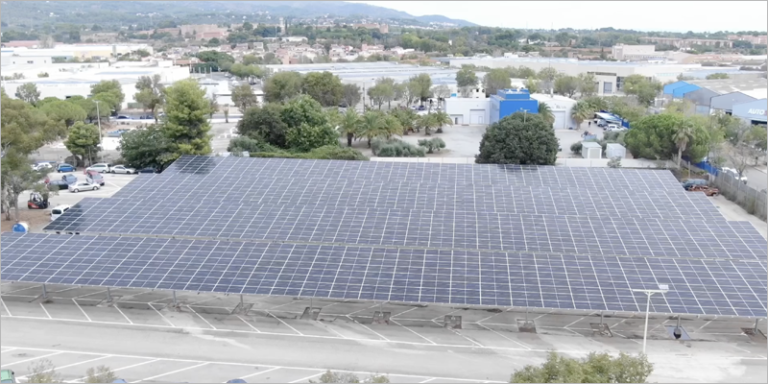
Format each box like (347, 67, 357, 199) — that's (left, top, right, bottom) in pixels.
(623, 113, 712, 162)
(90, 79, 125, 113)
(237, 102, 288, 148)
(484, 68, 512, 96)
(64, 121, 101, 166)
(476, 112, 559, 165)
(302, 71, 344, 107)
(161, 78, 213, 160)
(622, 75, 662, 107)
(118, 124, 174, 170)
(14, 82, 41, 105)
(134, 74, 165, 121)
(264, 71, 304, 103)
(511, 351, 653, 383)
(231, 84, 259, 113)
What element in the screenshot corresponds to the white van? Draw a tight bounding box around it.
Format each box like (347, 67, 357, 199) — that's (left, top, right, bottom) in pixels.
(50, 205, 71, 221)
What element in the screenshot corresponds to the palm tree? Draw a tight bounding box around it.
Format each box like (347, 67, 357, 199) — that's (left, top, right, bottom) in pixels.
(674, 119, 696, 169)
(571, 100, 594, 129)
(430, 111, 453, 134)
(338, 108, 361, 147)
(538, 103, 555, 127)
(359, 111, 401, 147)
(390, 108, 417, 135)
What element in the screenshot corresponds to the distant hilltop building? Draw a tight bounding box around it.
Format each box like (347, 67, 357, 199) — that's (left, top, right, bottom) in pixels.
(352, 23, 389, 34)
(727, 34, 768, 45)
(156, 24, 229, 41)
(641, 36, 733, 49)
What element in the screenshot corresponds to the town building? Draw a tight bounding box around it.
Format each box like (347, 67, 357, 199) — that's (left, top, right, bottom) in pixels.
(682, 88, 721, 115)
(529, 93, 577, 130)
(710, 91, 758, 115)
(640, 37, 733, 49)
(610, 44, 659, 61)
(489, 89, 539, 124)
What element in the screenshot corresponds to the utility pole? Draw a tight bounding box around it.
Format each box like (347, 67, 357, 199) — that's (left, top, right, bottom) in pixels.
(95, 100, 103, 163)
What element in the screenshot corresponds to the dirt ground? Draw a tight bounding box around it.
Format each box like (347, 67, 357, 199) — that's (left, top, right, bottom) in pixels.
(1, 209, 51, 233)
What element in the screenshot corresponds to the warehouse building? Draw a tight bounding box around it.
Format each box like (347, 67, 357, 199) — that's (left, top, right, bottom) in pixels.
(682, 88, 721, 115)
(530, 93, 577, 130)
(449, 57, 701, 96)
(732, 99, 767, 126)
(444, 88, 540, 126)
(444, 98, 491, 125)
(710, 92, 758, 115)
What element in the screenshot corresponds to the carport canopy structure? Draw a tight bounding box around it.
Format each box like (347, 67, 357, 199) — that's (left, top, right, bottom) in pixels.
(2, 156, 766, 320)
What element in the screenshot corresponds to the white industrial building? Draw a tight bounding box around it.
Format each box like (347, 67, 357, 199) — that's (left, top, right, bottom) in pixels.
(449, 57, 702, 96)
(2, 63, 190, 109)
(444, 98, 491, 125)
(529, 93, 577, 130)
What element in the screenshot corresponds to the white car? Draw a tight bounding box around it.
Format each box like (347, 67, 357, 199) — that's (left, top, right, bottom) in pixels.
(86, 163, 112, 173)
(32, 162, 53, 171)
(50, 205, 71, 221)
(720, 167, 748, 184)
(110, 165, 137, 174)
(69, 181, 100, 193)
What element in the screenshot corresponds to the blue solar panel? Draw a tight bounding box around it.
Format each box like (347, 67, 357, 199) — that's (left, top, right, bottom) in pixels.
(2, 233, 765, 317)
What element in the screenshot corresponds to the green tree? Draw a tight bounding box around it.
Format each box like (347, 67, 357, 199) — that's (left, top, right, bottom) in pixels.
(264, 71, 304, 103)
(237, 103, 287, 148)
(571, 100, 596, 128)
(1, 162, 47, 222)
(706, 73, 729, 80)
(367, 82, 391, 110)
(674, 118, 696, 169)
(118, 125, 174, 170)
(456, 67, 479, 88)
(523, 77, 540, 94)
(389, 108, 418, 135)
(538, 102, 555, 127)
(231, 84, 258, 113)
(338, 107, 362, 147)
(342, 83, 361, 108)
(360, 110, 401, 147)
(90, 79, 125, 113)
(577, 73, 598, 97)
(428, 111, 453, 134)
(40, 100, 87, 128)
(537, 67, 559, 93)
(510, 351, 653, 383)
(64, 122, 101, 166)
(553, 75, 579, 98)
(484, 68, 512, 96)
(208, 95, 219, 119)
(476, 112, 559, 165)
(624, 113, 710, 162)
(409, 74, 433, 105)
(2, 93, 66, 156)
(622, 74, 662, 107)
(14, 82, 41, 105)
(162, 78, 213, 159)
(281, 95, 339, 151)
(583, 96, 608, 112)
(242, 54, 260, 65)
(302, 71, 344, 107)
(134, 74, 165, 122)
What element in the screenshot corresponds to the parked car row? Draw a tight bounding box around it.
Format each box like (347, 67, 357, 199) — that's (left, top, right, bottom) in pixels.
(85, 163, 139, 174)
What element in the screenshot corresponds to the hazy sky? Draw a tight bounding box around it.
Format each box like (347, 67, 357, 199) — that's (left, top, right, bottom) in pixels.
(350, 1, 768, 32)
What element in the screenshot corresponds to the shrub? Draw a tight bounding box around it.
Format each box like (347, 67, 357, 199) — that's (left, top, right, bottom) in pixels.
(570, 141, 583, 154)
(608, 157, 622, 168)
(372, 138, 426, 157)
(249, 145, 368, 161)
(476, 112, 558, 165)
(417, 137, 446, 154)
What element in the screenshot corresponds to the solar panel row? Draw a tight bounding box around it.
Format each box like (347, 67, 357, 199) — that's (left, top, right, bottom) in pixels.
(44, 198, 765, 260)
(111, 176, 723, 219)
(153, 156, 683, 191)
(2, 232, 765, 317)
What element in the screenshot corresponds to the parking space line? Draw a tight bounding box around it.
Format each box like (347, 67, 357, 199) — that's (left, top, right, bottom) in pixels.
(263, 310, 303, 335)
(268, 301, 301, 310)
(476, 323, 532, 350)
(74, 289, 109, 299)
(235, 315, 260, 332)
(186, 305, 216, 330)
(3, 351, 64, 367)
(1, 297, 12, 317)
(52, 287, 80, 294)
(16, 356, 111, 381)
(390, 307, 419, 318)
(325, 326, 348, 339)
(419, 378, 436, 383)
(564, 317, 585, 328)
(133, 362, 209, 382)
(432, 309, 461, 322)
(3, 285, 41, 294)
(345, 315, 390, 341)
(40, 303, 53, 319)
(72, 299, 92, 322)
(288, 371, 323, 383)
(1, 348, 17, 353)
(390, 319, 437, 345)
(148, 303, 176, 327)
(235, 366, 280, 381)
(114, 304, 133, 324)
(67, 359, 161, 383)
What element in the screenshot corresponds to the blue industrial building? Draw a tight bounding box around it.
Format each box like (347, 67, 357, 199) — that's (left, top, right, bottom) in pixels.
(489, 89, 539, 124)
(663, 81, 690, 95)
(663, 81, 701, 99)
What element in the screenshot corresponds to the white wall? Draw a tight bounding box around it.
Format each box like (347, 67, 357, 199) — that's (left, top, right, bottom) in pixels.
(444, 98, 491, 125)
(530, 94, 577, 129)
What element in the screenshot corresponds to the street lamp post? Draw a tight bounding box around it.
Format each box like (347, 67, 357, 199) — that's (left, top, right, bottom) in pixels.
(632, 284, 669, 355)
(94, 100, 103, 163)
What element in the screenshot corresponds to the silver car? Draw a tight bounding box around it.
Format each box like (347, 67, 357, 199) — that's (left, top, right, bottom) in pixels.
(68, 181, 100, 193)
(110, 165, 137, 174)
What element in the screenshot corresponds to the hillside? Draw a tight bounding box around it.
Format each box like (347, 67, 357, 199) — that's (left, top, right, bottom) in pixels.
(0, 1, 478, 28)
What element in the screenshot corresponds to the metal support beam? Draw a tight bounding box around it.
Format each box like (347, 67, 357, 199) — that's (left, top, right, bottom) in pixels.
(172, 291, 177, 306)
(600, 311, 604, 325)
(42, 284, 47, 300)
(106, 287, 113, 303)
(240, 294, 244, 309)
(755, 318, 761, 333)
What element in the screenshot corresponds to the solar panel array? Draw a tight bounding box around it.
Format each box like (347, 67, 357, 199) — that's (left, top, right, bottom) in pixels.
(5, 155, 767, 318)
(45, 198, 763, 261)
(2, 232, 765, 316)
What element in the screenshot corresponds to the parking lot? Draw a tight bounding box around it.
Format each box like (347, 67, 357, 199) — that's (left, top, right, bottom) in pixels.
(1, 283, 766, 383)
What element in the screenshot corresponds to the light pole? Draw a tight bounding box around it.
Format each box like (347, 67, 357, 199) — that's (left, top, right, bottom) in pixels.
(94, 100, 103, 163)
(632, 284, 669, 355)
